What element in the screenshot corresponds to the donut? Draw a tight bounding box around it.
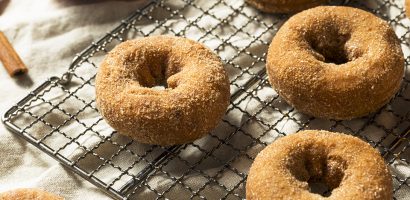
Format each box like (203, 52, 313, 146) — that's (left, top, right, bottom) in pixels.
(246, 0, 328, 13)
(95, 35, 230, 146)
(246, 130, 392, 200)
(406, 0, 410, 18)
(267, 6, 404, 120)
(0, 188, 63, 200)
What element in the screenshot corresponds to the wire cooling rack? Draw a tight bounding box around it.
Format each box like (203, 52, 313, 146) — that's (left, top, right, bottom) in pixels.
(3, 0, 410, 199)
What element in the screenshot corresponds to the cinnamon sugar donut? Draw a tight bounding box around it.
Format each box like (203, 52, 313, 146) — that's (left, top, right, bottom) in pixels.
(246, 0, 328, 13)
(96, 35, 230, 146)
(406, 0, 410, 18)
(246, 130, 392, 200)
(0, 188, 63, 200)
(267, 6, 404, 120)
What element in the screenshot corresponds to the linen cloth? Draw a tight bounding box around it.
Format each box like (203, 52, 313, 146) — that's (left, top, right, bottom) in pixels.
(0, 0, 149, 199)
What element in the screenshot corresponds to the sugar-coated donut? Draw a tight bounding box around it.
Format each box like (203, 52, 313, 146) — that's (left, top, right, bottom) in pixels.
(246, 0, 328, 13)
(96, 35, 230, 146)
(0, 188, 63, 200)
(267, 6, 404, 120)
(246, 130, 392, 200)
(406, 0, 410, 18)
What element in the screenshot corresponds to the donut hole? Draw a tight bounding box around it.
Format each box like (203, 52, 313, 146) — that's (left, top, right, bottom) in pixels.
(308, 180, 332, 197)
(139, 65, 169, 89)
(151, 85, 166, 90)
(126, 52, 184, 90)
(305, 24, 362, 65)
(141, 73, 168, 90)
(308, 34, 351, 65)
(287, 148, 347, 197)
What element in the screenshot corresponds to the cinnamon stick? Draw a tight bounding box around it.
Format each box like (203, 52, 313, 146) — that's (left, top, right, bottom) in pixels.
(406, 0, 410, 18)
(0, 31, 28, 76)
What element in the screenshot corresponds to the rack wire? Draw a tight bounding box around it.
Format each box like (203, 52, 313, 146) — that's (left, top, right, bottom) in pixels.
(2, 0, 410, 199)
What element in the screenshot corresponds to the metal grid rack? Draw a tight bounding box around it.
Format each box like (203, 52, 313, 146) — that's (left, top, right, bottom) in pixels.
(3, 0, 410, 199)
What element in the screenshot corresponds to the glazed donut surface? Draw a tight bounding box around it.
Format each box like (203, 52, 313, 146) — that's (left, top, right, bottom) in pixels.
(267, 6, 404, 119)
(96, 35, 230, 146)
(246, 130, 392, 200)
(246, 0, 328, 13)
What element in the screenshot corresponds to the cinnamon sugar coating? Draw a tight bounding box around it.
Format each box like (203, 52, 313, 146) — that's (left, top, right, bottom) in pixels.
(246, 0, 328, 13)
(0, 188, 63, 200)
(95, 35, 230, 146)
(246, 130, 392, 200)
(267, 6, 404, 120)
